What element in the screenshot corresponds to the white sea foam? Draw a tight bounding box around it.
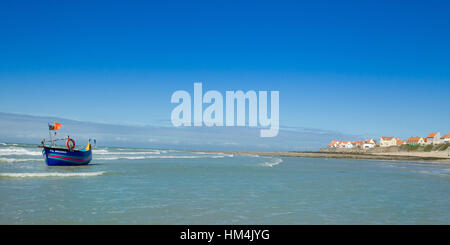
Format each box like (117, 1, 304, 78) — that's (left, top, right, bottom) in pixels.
(0, 158, 41, 163)
(0, 171, 106, 178)
(96, 155, 229, 160)
(261, 158, 283, 167)
(194, 152, 234, 157)
(0, 147, 42, 156)
(93, 149, 162, 155)
(92, 149, 109, 154)
(92, 148, 233, 160)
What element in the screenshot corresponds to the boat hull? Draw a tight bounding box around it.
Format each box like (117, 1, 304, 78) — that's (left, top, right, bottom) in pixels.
(43, 147, 92, 166)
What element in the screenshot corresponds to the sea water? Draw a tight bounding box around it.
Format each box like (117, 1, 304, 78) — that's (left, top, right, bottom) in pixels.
(0, 142, 449, 224)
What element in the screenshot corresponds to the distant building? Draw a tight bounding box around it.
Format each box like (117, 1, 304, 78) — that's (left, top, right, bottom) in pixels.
(351, 141, 363, 148)
(329, 140, 364, 148)
(362, 143, 375, 149)
(362, 139, 376, 149)
(441, 133, 450, 143)
(380, 136, 398, 147)
(329, 140, 341, 148)
(406, 137, 425, 146)
(396, 139, 403, 145)
(342, 141, 354, 148)
(365, 139, 376, 144)
(426, 132, 442, 145)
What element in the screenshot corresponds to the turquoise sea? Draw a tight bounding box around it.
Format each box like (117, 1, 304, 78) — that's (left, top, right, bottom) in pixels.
(1, 142, 449, 224)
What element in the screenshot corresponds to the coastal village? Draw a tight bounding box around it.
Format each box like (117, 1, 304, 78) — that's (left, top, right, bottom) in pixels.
(328, 132, 450, 149)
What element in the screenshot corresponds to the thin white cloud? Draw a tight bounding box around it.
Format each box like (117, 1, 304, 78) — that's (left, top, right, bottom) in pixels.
(0, 112, 356, 151)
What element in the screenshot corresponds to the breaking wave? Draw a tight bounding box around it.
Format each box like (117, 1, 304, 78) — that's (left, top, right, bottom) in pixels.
(0, 147, 42, 156)
(93, 149, 162, 155)
(241, 154, 260, 158)
(194, 152, 234, 158)
(96, 155, 231, 160)
(261, 158, 283, 167)
(0, 158, 41, 163)
(0, 171, 106, 178)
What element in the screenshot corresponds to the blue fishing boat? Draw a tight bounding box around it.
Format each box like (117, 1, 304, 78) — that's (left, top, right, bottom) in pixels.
(42, 146, 92, 166)
(39, 122, 95, 166)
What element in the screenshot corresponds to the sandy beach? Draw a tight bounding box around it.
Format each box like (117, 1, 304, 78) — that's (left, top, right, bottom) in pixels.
(372, 151, 450, 159)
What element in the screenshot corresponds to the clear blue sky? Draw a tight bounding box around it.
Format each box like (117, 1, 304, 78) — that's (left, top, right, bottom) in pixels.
(1, 0, 449, 140)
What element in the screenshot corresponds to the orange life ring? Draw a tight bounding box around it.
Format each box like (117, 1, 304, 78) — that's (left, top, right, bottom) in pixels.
(66, 138, 75, 150)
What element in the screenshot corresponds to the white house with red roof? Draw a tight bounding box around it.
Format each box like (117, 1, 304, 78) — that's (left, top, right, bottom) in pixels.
(380, 136, 399, 147)
(361, 139, 376, 149)
(341, 141, 353, 148)
(329, 140, 341, 148)
(329, 140, 363, 148)
(441, 133, 450, 143)
(426, 132, 441, 145)
(406, 137, 426, 146)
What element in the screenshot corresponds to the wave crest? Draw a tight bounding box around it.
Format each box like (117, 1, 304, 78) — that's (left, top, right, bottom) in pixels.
(0, 147, 42, 156)
(261, 158, 283, 167)
(93, 149, 162, 155)
(0, 158, 41, 163)
(96, 155, 231, 160)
